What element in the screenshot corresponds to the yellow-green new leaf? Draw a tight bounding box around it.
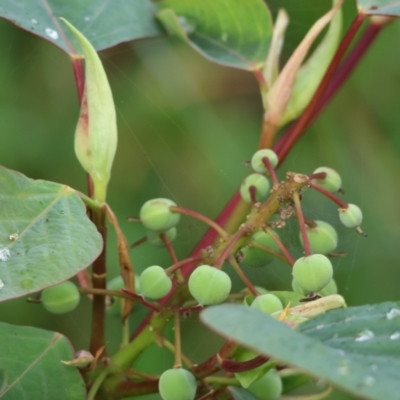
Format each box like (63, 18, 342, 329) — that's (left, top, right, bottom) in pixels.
(264, 0, 343, 127)
(280, 0, 342, 126)
(61, 18, 117, 203)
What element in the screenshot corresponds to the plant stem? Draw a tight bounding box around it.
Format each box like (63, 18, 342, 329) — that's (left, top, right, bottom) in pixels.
(170, 206, 229, 238)
(165, 256, 202, 276)
(173, 311, 182, 368)
(262, 157, 279, 185)
(292, 192, 312, 256)
(309, 182, 348, 208)
(228, 256, 258, 296)
(250, 241, 291, 265)
(121, 289, 160, 313)
(221, 355, 270, 373)
(89, 205, 107, 355)
(265, 227, 295, 265)
(275, 14, 366, 163)
(215, 230, 247, 267)
(162, 338, 194, 368)
(130, 236, 147, 249)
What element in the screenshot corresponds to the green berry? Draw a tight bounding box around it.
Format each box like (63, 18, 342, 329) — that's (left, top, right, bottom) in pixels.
(291, 278, 308, 296)
(247, 369, 282, 400)
(312, 167, 342, 192)
(292, 254, 333, 293)
(339, 204, 362, 228)
(240, 173, 270, 203)
(140, 198, 180, 232)
(241, 230, 281, 268)
(251, 149, 279, 174)
(106, 275, 141, 316)
(158, 368, 197, 400)
(41, 281, 80, 314)
(251, 294, 283, 315)
(188, 265, 231, 305)
(139, 266, 172, 300)
(146, 227, 177, 246)
(299, 220, 338, 255)
(319, 278, 338, 296)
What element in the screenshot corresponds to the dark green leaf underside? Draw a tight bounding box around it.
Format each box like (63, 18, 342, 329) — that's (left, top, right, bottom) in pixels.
(201, 303, 400, 400)
(0, 322, 85, 400)
(0, 0, 162, 55)
(157, 0, 273, 70)
(0, 166, 102, 302)
(357, 0, 400, 15)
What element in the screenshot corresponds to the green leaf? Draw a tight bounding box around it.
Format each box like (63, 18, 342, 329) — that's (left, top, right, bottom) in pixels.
(0, 0, 162, 56)
(357, 0, 400, 16)
(0, 322, 86, 399)
(156, 0, 273, 70)
(0, 166, 102, 302)
(228, 386, 259, 400)
(201, 303, 400, 400)
(61, 19, 117, 203)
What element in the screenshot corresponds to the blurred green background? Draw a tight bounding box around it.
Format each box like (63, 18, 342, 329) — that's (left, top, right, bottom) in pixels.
(1, 0, 400, 399)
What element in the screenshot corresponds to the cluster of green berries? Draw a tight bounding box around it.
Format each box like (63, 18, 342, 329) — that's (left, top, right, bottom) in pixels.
(240, 149, 278, 203)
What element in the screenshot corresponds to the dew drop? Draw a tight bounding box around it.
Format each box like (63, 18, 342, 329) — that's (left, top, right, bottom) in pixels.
(337, 360, 350, 376)
(84, 16, 90, 22)
(45, 28, 59, 40)
(31, 18, 38, 24)
(386, 308, 400, 320)
(9, 233, 19, 241)
(0, 248, 11, 262)
(390, 332, 400, 340)
(177, 16, 196, 34)
(336, 349, 345, 357)
(316, 324, 324, 330)
(363, 376, 375, 386)
(20, 279, 34, 290)
(370, 364, 378, 372)
(221, 32, 228, 42)
(355, 329, 374, 342)
(0, 279, 4, 290)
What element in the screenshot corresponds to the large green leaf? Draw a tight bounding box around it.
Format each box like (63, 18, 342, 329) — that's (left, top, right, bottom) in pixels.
(0, 166, 102, 302)
(0, 322, 86, 399)
(357, 0, 400, 15)
(0, 0, 162, 55)
(156, 0, 273, 70)
(201, 303, 400, 400)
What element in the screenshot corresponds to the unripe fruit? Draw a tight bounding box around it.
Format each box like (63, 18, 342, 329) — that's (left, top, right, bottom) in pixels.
(339, 204, 362, 228)
(188, 265, 231, 305)
(292, 254, 333, 293)
(241, 230, 281, 268)
(291, 278, 308, 296)
(251, 149, 279, 174)
(247, 369, 282, 400)
(158, 368, 197, 400)
(240, 173, 270, 203)
(106, 275, 141, 315)
(299, 220, 338, 255)
(319, 278, 338, 296)
(251, 294, 283, 315)
(146, 227, 177, 246)
(312, 167, 341, 192)
(140, 198, 180, 232)
(139, 266, 172, 300)
(41, 281, 80, 314)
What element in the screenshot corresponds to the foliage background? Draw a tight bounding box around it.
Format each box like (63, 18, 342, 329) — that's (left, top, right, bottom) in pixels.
(0, 0, 399, 398)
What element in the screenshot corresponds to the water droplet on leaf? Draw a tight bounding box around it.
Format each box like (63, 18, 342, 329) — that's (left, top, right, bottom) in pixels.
(386, 308, 400, 320)
(9, 233, 19, 241)
(45, 28, 59, 40)
(177, 16, 196, 34)
(0, 248, 11, 261)
(355, 329, 374, 342)
(390, 332, 400, 340)
(31, 18, 38, 24)
(0, 279, 4, 290)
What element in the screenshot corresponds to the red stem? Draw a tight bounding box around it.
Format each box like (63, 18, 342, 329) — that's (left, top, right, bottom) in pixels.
(309, 181, 348, 208)
(221, 355, 270, 373)
(274, 14, 366, 162)
(293, 192, 312, 256)
(262, 157, 279, 185)
(121, 289, 160, 313)
(72, 56, 85, 103)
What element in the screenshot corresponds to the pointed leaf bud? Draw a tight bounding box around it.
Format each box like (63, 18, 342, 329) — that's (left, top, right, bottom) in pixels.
(61, 18, 117, 203)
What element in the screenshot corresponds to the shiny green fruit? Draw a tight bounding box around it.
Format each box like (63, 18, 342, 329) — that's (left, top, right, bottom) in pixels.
(299, 220, 338, 255)
(312, 167, 341, 192)
(146, 227, 177, 246)
(158, 368, 197, 400)
(251, 294, 283, 315)
(339, 204, 362, 228)
(188, 265, 231, 305)
(319, 278, 338, 296)
(247, 369, 282, 400)
(251, 149, 279, 174)
(41, 281, 80, 314)
(240, 173, 270, 203)
(140, 198, 180, 232)
(292, 254, 333, 293)
(139, 266, 172, 300)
